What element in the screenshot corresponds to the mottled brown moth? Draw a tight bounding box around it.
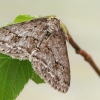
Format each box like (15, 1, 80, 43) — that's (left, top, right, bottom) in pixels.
(0, 17, 70, 93)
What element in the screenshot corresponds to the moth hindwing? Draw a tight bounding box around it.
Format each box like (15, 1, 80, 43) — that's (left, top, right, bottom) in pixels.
(0, 17, 70, 93)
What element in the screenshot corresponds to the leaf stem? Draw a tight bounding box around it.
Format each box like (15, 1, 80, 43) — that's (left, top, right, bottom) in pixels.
(65, 32, 100, 77)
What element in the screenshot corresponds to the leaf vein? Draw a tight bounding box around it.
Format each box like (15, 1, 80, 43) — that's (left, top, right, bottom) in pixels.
(2, 59, 11, 100)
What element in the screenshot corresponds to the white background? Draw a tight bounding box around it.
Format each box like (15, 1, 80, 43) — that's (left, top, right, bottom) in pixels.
(0, 0, 100, 100)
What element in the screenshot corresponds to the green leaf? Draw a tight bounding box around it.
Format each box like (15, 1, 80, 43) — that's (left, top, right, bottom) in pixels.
(0, 53, 33, 100)
(13, 15, 34, 23)
(8, 15, 35, 25)
(31, 69, 45, 84)
(60, 21, 68, 35)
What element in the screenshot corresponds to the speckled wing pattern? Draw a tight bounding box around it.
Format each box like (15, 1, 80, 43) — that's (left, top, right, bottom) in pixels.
(0, 17, 70, 93)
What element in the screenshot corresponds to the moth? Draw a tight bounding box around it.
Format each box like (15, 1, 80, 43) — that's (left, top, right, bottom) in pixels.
(0, 17, 70, 93)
